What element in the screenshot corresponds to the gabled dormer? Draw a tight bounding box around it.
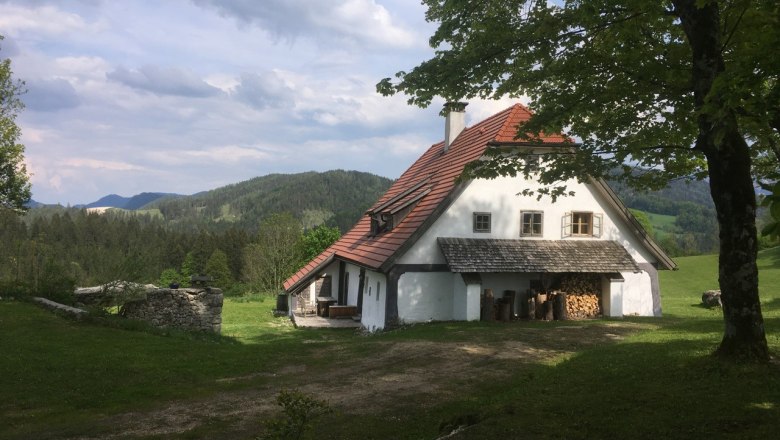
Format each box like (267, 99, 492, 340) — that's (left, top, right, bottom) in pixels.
(367, 177, 431, 236)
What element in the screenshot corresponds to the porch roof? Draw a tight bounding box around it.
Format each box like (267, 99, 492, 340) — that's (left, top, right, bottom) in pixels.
(437, 238, 640, 273)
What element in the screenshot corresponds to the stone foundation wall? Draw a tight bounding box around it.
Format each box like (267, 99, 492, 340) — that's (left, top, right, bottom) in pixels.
(120, 288, 223, 333)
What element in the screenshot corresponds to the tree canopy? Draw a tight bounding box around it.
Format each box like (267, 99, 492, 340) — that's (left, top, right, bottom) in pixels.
(0, 36, 31, 213)
(379, 0, 779, 360)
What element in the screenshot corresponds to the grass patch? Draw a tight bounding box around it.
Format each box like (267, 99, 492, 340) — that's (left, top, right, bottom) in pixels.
(1, 247, 779, 439)
(644, 211, 678, 239)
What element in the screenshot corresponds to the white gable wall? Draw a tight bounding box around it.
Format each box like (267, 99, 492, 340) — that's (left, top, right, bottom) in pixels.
(396, 174, 660, 318)
(398, 175, 656, 264)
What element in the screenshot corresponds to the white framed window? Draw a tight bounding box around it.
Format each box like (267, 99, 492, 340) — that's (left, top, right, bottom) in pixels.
(562, 212, 602, 238)
(376, 281, 381, 302)
(520, 211, 543, 236)
(473, 212, 491, 233)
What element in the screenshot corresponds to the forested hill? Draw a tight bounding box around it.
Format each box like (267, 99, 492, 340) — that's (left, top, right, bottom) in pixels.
(145, 170, 393, 232)
(608, 178, 714, 215)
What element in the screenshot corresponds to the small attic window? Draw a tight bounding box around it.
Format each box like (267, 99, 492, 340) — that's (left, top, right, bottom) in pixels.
(370, 214, 389, 236)
(473, 212, 491, 233)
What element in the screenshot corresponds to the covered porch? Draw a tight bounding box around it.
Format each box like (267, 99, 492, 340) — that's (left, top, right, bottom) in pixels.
(438, 237, 642, 320)
(289, 274, 362, 328)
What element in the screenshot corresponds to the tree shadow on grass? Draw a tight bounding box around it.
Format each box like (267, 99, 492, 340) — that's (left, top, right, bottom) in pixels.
(438, 337, 780, 440)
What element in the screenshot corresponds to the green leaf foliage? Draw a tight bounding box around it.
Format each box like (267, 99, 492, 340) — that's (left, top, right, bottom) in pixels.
(0, 35, 32, 213)
(158, 268, 185, 288)
(379, 0, 778, 189)
(262, 389, 332, 440)
(204, 249, 233, 289)
(300, 225, 340, 263)
(760, 181, 780, 239)
(242, 213, 304, 293)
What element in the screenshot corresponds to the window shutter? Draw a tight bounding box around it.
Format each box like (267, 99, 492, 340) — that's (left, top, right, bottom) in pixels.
(593, 213, 603, 238)
(562, 212, 572, 238)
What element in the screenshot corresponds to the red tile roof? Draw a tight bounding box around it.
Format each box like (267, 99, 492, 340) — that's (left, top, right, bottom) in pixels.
(283, 103, 567, 292)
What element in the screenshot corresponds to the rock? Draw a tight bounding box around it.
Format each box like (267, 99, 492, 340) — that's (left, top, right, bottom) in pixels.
(702, 290, 722, 308)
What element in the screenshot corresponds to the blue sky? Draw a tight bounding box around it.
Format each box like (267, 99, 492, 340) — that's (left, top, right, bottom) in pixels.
(2, 0, 521, 205)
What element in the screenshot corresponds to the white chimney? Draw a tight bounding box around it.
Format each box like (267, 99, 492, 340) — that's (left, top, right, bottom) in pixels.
(443, 102, 467, 153)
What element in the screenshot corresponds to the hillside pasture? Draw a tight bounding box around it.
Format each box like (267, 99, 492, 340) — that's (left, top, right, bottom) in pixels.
(645, 211, 678, 239)
(1, 247, 779, 439)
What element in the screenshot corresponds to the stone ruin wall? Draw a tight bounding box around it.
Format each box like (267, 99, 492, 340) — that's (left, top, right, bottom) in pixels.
(120, 288, 224, 333)
(74, 284, 223, 333)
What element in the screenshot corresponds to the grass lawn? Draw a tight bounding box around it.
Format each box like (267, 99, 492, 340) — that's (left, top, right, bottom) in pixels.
(640, 211, 678, 240)
(1, 247, 779, 439)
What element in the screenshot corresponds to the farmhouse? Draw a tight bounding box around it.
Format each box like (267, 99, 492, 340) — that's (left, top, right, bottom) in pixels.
(283, 103, 676, 331)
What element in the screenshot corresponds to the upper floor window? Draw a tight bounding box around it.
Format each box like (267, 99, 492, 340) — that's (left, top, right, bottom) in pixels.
(562, 211, 602, 238)
(473, 212, 491, 233)
(521, 211, 543, 236)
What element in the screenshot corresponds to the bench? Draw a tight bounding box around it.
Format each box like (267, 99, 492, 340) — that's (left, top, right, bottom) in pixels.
(328, 305, 358, 319)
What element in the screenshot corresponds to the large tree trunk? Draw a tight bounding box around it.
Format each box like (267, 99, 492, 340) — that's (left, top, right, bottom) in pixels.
(675, 0, 769, 360)
(706, 132, 769, 360)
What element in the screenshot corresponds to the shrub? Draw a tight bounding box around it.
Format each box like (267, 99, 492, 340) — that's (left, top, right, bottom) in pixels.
(158, 268, 185, 288)
(261, 389, 332, 440)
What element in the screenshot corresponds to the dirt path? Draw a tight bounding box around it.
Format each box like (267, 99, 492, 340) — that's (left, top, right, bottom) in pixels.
(75, 321, 645, 439)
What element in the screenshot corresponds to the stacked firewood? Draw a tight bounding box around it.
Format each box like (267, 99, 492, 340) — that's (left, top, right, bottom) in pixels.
(565, 293, 601, 319)
(560, 274, 602, 319)
(559, 273, 601, 295)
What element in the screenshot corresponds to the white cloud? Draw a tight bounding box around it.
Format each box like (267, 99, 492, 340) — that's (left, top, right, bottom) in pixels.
(107, 65, 223, 98)
(151, 145, 274, 166)
(301, 133, 430, 157)
(465, 96, 532, 126)
(63, 158, 147, 171)
(233, 70, 295, 109)
(191, 0, 417, 48)
(0, 3, 100, 36)
(24, 78, 81, 112)
(53, 56, 112, 80)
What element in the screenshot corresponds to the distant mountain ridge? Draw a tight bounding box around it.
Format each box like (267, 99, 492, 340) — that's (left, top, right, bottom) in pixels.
(83, 192, 181, 210)
(146, 170, 393, 232)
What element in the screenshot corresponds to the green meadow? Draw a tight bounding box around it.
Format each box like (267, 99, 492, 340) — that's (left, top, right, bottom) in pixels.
(1, 247, 779, 439)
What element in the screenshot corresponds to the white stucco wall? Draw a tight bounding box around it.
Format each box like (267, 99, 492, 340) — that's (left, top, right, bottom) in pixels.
(397, 272, 455, 323)
(361, 270, 386, 331)
(621, 270, 654, 316)
(397, 175, 657, 266)
(603, 276, 623, 318)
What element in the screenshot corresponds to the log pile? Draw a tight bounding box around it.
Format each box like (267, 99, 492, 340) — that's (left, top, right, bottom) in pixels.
(559, 273, 601, 295)
(564, 293, 601, 319)
(559, 273, 601, 319)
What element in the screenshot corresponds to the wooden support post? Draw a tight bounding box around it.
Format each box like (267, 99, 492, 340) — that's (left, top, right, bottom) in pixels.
(481, 289, 494, 321)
